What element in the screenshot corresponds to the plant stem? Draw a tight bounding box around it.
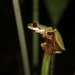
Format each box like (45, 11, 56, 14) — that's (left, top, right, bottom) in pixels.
(12, 0, 30, 75)
(50, 54, 56, 75)
(41, 54, 51, 75)
(41, 32, 54, 75)
(32, 0, 39, 67)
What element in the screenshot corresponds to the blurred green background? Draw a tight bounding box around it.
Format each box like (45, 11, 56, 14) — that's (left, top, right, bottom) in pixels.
(0, 0, 75, 75)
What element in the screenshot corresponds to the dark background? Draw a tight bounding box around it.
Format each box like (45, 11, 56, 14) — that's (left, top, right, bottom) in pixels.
(0, 0, 75, 75)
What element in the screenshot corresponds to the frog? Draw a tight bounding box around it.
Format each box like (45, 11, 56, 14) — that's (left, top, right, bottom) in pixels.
(27, 22, 65, 54)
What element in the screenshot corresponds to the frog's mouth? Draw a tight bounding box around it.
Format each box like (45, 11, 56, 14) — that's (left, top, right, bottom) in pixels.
(29, 27, 44, 33)
(28, 26, 45, 37)
(28, 27, 45, 32)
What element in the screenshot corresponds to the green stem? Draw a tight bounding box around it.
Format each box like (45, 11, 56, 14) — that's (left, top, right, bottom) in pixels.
(41, 54, 51, 75)
(12, 0, 30, 75)
(32, 0, 39, 67)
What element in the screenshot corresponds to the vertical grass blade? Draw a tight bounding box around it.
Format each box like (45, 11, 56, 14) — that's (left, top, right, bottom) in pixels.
(12, 0, 30, 75)
(32, 0, 39, 67)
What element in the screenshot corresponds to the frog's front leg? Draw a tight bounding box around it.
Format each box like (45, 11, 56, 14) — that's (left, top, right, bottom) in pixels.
(41, 42, 46, 50)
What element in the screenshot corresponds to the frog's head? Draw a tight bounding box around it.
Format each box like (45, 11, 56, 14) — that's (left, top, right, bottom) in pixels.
(27, 22, 46, 35)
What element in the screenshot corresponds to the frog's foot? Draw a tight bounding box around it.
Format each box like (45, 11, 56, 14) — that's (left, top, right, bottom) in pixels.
(53, 51, 62, 54)
(41, 42, 46, 50)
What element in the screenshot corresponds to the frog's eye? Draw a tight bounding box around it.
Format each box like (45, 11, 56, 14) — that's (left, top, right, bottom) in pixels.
(33, 22, 37, 27)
